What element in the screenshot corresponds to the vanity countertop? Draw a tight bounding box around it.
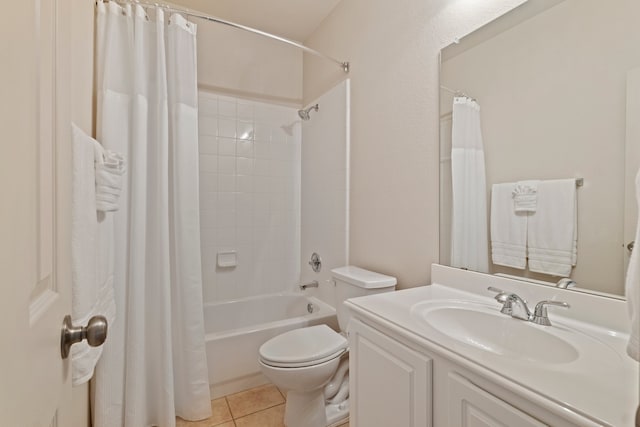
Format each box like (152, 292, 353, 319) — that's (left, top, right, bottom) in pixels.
(345, 265, 639, 427)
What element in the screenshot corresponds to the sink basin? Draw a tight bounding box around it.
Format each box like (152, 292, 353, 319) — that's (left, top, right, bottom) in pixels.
(411, 300, 580, 364)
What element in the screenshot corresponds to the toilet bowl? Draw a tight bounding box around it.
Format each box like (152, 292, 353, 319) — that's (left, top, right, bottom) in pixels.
(259, 325, 348, 427)
(258, 266, 397, 427)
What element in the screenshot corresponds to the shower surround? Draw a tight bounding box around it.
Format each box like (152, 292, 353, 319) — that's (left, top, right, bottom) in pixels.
(198, 91, 302, 302)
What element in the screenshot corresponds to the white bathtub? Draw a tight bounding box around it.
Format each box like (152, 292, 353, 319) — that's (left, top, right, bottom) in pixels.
(204, 292, 338, 398)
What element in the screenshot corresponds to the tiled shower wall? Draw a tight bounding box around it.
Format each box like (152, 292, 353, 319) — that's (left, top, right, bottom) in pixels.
(198, 90, 301, 302)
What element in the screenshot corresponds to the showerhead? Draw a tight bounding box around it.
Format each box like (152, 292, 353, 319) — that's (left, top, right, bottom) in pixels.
(298, 104, 319, 121)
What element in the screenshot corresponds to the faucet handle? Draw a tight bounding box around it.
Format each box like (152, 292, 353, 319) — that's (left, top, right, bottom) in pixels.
(531, 300, 570, 326)
(487, 287, 513, 314)
(487, 286, 509, 301)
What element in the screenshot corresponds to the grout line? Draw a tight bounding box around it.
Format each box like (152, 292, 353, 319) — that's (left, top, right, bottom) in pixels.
(231, 401, 283, 420)
(232, 403, 286, 425)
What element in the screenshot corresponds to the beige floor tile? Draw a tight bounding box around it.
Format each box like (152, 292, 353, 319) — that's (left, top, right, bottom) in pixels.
(234, 404, 285, 427)
(210, 398, 233, 425)
(215, 422, 235, 427)
(175, 416, 217, 427)
(227, 384, 285, 418)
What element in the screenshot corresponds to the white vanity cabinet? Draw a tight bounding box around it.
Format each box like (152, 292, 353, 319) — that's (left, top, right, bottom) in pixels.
(345, 267, 638, 427)
(349, 319, 433, 427)
(349, 315, 583, 427)
(445, 372, 546, 427)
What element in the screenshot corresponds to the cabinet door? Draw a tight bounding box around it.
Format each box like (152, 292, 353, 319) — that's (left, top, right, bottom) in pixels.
(350, 319, 432, 427)
(448, 372, 547, 427)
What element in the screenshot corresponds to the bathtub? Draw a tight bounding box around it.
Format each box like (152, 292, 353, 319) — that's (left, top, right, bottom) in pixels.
(204, 292, 338, 398)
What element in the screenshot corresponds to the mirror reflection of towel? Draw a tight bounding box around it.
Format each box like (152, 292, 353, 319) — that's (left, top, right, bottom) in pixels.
(490, 183, 527, 269)
(512, 180, 539, 213)
(527, 179, 577, 277)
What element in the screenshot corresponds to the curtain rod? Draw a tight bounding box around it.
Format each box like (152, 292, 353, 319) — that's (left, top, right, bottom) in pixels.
(105, 0, 350, 73)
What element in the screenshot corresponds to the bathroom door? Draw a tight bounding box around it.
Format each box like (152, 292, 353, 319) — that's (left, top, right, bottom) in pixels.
(625, 68, 640, 273)
(0, 0, 75, 425)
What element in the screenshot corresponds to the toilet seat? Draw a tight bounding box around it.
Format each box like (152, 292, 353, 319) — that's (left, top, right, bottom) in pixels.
(259, 325, 348, 368)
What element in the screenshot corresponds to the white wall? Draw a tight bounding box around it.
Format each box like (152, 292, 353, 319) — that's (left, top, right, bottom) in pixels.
(198, 90, 301, 302)
(303, 0, 526, 288)
(300, 80, 350, 306)
(440, 0, 640, 295)
(194, 17, 303, 105)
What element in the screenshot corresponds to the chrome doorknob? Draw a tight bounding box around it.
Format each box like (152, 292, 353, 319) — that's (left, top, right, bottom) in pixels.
(60, 315, 108, 359)
(628, 241, 635, 253)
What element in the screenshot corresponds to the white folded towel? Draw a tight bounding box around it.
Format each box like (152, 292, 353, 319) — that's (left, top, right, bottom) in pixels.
(512, 180, 539, 213)
(626, 169, 640, 362)
(490, 183, 528, 269)
(93, 141, 126, 212)
(71, 123, 116, 385)
(528, 179, 577, 276)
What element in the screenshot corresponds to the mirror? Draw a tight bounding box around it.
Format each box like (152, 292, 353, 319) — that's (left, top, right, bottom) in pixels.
(439, 0, 640, 296)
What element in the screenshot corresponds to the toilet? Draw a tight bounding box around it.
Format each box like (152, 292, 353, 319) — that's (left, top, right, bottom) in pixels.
(258, 266, 397, 427)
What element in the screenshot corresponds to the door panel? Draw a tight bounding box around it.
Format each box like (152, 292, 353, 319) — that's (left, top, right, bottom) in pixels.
(350, 320, 432, 427)
(447, 373, 546, 427)
(0, 0, 74, 425)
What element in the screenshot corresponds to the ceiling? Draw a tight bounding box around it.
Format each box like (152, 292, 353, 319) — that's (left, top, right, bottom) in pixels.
(170, 0, 343, 41)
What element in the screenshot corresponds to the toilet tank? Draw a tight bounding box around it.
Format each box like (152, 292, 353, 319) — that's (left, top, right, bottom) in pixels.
(331, 266, 397, 331)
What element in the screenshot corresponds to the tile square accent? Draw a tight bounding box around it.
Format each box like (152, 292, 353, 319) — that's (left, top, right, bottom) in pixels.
(226, 384, 285, 419)
(237, 121, 255, 140)
(218, 138, 236, 156)
(218, 99, 236, 117)
(218, 118, 236, 138)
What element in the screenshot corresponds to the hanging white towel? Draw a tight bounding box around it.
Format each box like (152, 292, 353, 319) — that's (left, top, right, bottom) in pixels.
(626, 169, 640, 361)
(450, 96, 489, 273)
(527, 179, 577, 276)
(490, 183, 527, 269)
(71, 123, 116, 385)
(512, 180, 539, 213)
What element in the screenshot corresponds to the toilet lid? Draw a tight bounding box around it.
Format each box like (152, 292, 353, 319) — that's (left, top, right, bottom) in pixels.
(259, 325, 348, 367)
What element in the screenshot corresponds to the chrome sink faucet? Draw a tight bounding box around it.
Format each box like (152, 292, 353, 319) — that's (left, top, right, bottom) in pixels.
(488, 287, 531, 321)
(488, 287, 570, 326)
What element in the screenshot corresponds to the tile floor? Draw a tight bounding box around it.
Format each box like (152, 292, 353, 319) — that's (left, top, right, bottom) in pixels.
(176, 383, 349, 427)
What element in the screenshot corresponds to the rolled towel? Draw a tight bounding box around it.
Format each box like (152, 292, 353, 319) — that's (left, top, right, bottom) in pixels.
(512, 180, 539, 213)
(93, 141, 126, 212)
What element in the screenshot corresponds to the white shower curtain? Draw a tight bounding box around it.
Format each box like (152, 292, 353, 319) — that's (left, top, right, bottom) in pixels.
(92, 2, 211, 426)
(450, 96, 489, 273)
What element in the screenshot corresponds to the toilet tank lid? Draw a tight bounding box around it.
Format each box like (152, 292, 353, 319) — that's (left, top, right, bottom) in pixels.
(331, 266, 397, 289)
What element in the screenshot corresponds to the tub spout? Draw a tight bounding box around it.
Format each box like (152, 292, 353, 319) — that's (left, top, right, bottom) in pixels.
(299, 280, 319, 290)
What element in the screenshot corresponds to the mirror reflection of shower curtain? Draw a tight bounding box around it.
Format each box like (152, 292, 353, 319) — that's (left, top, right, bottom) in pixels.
(92, 2, 211, 426)
(450, 97, 489, 273)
